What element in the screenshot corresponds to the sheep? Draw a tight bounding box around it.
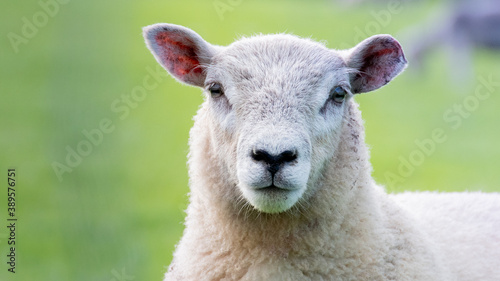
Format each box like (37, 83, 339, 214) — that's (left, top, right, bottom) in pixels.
(142, 23, 500, 281)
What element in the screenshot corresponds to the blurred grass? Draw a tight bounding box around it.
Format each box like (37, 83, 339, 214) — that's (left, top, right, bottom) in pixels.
(1, 0, 499, 280)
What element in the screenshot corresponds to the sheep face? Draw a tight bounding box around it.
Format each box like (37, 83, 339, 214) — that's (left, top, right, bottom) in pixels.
(144, 24, 407, 214)
(207, 36, 352, 214)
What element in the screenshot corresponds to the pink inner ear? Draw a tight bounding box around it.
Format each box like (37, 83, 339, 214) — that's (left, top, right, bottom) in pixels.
(355, 38, 405, 92)
(155, 31, 203, 79)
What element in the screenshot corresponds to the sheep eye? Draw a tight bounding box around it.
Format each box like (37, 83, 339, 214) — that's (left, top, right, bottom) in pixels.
(208, 82, 224, 98)
(330, 86, 346, 104)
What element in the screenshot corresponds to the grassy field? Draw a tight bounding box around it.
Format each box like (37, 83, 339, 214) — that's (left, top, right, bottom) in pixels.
(1, 0, 499, 280)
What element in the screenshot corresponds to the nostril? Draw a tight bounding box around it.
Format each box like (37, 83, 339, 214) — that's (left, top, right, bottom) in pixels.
(280, 150, 297, 163)
(251, 149, 272, 163)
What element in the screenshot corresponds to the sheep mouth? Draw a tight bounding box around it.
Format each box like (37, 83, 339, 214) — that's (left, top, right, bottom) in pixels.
(253, 184, 300, 198)
(256, 183, 300, 192)
(257, 184, 286, 192)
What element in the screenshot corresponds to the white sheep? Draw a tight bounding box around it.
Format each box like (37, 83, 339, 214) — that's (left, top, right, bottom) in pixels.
(143, 23, 500, 281)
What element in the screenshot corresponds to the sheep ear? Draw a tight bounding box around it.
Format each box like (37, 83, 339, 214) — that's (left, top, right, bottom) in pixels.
(143, 23, 217, 87)
(344, 35, 407, 94)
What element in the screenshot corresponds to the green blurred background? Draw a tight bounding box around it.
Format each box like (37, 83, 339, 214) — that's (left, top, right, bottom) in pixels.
(1, 0, 499, 280)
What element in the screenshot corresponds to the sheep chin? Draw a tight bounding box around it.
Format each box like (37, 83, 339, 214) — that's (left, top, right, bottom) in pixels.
(239, 183, 306, 214)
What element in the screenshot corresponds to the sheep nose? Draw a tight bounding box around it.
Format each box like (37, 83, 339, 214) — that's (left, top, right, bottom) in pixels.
(251, 148, 298, 175)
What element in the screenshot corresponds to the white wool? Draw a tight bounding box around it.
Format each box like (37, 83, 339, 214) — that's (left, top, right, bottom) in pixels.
(142, 23, 500, 281)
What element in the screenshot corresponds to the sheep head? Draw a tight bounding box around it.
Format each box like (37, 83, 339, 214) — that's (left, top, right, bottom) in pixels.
(143, 24, 407, 214)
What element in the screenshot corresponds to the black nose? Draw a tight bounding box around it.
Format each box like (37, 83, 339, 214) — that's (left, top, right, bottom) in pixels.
(251, 149, 298, 175)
